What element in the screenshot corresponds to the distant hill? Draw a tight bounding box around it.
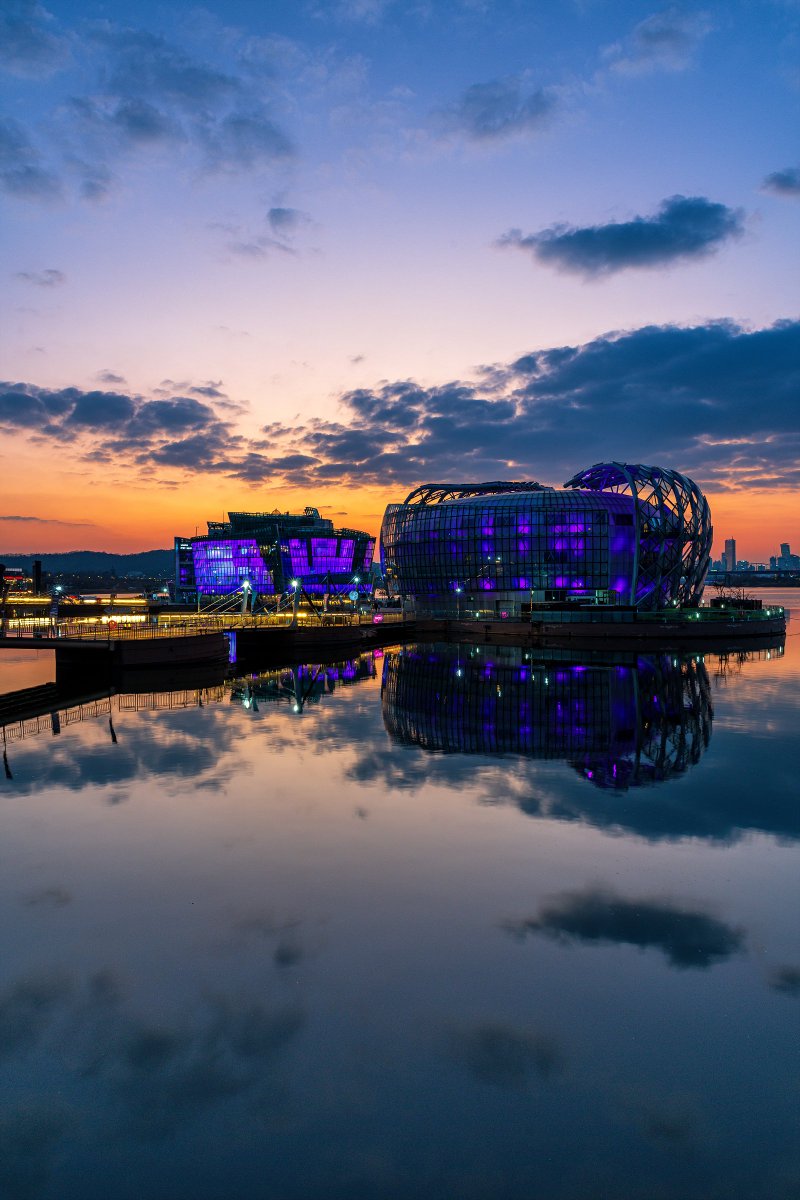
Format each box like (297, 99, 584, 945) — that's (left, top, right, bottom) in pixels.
(0, 550, 173, 575)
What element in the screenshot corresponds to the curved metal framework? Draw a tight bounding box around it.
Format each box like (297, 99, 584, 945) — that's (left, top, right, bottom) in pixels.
(402, 481, 547, 506)
(563, 462, 712, 609)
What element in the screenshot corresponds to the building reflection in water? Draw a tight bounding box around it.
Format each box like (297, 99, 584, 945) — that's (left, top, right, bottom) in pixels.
(381, 643, 714, 789)
(230, 655, 378, 713)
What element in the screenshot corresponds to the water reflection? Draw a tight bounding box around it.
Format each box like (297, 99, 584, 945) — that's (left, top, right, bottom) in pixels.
(0, 616, 797, 1200)
(503, 885, 745, 969)
(373, 641, 798, 844)
(382, 643, 714, 789)
(230, 656, 377, 713)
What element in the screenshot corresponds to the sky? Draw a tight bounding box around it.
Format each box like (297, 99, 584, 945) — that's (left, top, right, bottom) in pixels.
(0, 0, 798, 558)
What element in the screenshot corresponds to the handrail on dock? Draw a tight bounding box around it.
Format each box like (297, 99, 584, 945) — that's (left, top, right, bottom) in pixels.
(1, 610, 408, 642)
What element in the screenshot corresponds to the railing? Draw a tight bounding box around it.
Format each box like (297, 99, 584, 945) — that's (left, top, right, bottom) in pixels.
(1, 610, 409, 642)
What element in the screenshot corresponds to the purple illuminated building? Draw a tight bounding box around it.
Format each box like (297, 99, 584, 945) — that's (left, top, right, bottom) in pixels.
(175, 506, 373, 598)
(380, 465, 712, 615)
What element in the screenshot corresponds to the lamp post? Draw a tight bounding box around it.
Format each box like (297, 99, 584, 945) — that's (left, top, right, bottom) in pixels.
(290, 579, 299, 626)
(455, 586, 462, 620)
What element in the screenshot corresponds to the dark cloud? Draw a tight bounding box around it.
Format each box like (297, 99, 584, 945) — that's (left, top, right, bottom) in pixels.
(80, 24, 284, 167)
(202, 110, 293, 171)
(189, 382, 226, 399)
(109, 98, 181, 146)
(258, 318, 800, 494)
(762, 166, 800, 198)
(499, 195, 743, 277)
(0, 384, 73, 426)
(0, 515, 97, 526)
(637, 1095, 702, 1149)
(107, 997, 305, 1136)
(0, 1103, 72, 1200)
(267, 206, 309, 233)
(0, 0, 70, 77)
(604, 7, 712, 75)
(769, 965, 800, 997)
(67, 390, 136, 427)
(0, 971, 73, 1059)
(443, 75, 559, 141)
(0, 962, 305, 1148)
(4, 17, 295, 203)
(447, 1022, 564, 1089)
(95, 370, 125, 384)
(21, 886, 73, 908)
(4, 318, 799, 493)
(0, 117, 62, 200)
(1, 706, 240, 797)
(504, 886, 745, 969)
(15, 268, 65, 287)
(273, 939, 304, 967)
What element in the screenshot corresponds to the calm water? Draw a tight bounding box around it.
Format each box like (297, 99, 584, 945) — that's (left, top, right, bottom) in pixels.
(1, 592, 798, 1200)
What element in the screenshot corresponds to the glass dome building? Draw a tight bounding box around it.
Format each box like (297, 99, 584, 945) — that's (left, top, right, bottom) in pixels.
(380, 464, 712, 615)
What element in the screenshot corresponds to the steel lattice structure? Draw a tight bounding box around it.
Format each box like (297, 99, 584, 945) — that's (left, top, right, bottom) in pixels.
(563, 462, 712, 609)
(401, 481, 547, 506)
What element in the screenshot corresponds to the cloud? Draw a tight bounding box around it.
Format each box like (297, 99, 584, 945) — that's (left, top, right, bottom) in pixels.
(447, 1022, 564, 1088)
(0, 0, 70, 78)
(21, 885, 72, 908)
(0, 117, 62, 200)
(14, 268, 65, 287)
(95, 370, 126, 384)
(201, 110, 293, 171)
(769, 965, 800, 996)
(0, 1103, 72, 1200)
(81, 24, 294, 173)
(0, 515, 98, 526)
(442, 74, 560, 141)
(267, 206, 309, 233)
(762, 166, 800, 197)
(504, 887, 745, 969)
(3, 318, 799, 493)
(3, 16, 296, 203)
(499, 195, 744, 277)
(0, 971, 73, 1059)
(326, 0, 392, 23)
(67, 390, 136, 427)
(0, 963, 305, 1149)
(106, 995, 305, 1136)
(189, 382, 227, 399)
(604, 7, 713, 75)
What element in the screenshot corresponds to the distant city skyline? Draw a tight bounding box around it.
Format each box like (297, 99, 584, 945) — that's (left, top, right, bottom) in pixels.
(1, 0, 798, 556)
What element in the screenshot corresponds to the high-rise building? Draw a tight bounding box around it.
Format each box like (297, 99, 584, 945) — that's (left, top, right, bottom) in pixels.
(724, 538, 737, 572)
(780, 543, 790, 559)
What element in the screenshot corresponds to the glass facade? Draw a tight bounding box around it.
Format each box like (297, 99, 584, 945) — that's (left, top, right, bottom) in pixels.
(381, 488, 637, 612)
(178, 510, 373, 598)
(381, 465, 712, 612)
(192, 539, 274, 595)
